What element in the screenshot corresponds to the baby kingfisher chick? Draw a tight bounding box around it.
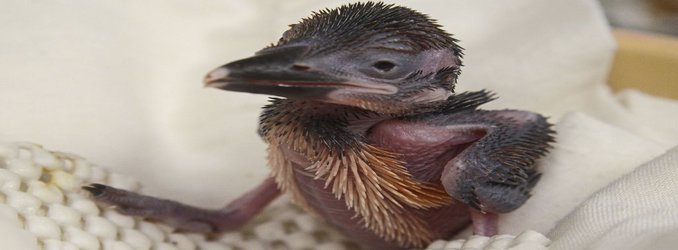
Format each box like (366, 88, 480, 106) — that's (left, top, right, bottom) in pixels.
(85, 2, 555, 249)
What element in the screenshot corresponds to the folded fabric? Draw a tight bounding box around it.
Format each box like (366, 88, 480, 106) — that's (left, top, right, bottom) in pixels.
(549, 146, 678, 250)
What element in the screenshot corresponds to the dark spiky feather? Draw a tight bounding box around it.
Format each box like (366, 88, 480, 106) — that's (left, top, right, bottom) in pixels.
(438, 90, 497, 113)
(276, 2, 463, 56)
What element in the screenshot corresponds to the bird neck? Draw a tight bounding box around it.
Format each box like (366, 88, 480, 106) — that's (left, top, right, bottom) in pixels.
(258, 99, 385, 143)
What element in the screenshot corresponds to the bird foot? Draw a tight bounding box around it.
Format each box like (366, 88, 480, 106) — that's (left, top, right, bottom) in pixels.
(83, 178, 280, 234)
(83, 183, 230, 233)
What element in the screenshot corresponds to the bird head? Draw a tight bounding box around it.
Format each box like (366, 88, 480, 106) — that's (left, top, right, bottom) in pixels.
(204, 2, 463, 114)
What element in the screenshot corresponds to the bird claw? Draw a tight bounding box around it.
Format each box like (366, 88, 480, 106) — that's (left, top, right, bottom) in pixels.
(83, 183, 156, 213)
(82, 183, 107, 196)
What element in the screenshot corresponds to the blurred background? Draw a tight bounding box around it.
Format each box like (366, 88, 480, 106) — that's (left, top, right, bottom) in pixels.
(600, 0, 678, 35)
(599, 0, 678, 100)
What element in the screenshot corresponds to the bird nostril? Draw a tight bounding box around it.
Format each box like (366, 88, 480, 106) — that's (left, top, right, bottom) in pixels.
(291, 64, 311, 71)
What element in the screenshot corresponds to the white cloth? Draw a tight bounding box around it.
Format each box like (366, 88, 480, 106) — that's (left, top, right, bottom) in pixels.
(549, 146, 678, 250)
(1, 0, 677, 248)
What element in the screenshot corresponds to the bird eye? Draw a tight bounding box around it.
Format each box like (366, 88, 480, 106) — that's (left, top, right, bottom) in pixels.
(372, 61, 396, 72)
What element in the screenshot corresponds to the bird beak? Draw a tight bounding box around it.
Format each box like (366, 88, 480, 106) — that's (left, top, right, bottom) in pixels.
(203, 45, 396, 99)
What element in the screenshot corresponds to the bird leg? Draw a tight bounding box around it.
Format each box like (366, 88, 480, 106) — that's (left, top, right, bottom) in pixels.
(469, 209, 498, 236)
(83, 177, 281, 233)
